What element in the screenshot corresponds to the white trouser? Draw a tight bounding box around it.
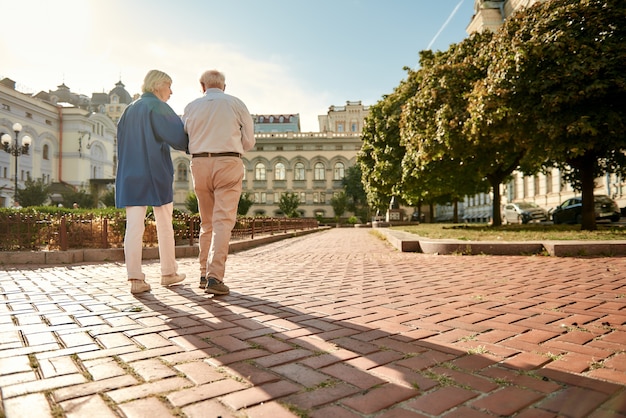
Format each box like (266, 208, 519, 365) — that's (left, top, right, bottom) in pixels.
(124, 203, 178, 280)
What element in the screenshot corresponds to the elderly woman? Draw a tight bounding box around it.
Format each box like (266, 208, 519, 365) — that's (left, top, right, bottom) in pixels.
(115, 69, 188, 294)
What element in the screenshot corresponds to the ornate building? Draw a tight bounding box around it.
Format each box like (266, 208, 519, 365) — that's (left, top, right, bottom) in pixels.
(0, 77, 126, 207)
(243, 102, 370, 218)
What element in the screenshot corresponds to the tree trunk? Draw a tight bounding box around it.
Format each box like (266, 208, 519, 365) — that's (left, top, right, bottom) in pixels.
(490, 179, 502, 226)
(578, 153, 597, 231)
(453, 200, 459, 223)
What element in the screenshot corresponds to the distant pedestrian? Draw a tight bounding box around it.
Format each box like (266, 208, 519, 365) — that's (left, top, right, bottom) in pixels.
(115, 69, 189, 294)
(183, 70, 255, 295)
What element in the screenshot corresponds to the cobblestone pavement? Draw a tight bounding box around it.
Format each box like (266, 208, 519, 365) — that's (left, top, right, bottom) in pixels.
(1, 228, 625, 418)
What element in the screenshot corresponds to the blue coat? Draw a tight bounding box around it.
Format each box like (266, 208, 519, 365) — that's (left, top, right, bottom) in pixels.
(115, 92, 188, 208)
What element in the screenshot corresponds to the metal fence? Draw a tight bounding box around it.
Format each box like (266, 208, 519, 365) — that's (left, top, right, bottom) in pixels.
(0, 212, 319, 251)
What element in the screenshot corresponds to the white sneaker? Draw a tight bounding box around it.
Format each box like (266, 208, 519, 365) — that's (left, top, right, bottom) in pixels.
(161, 273, 186, 286)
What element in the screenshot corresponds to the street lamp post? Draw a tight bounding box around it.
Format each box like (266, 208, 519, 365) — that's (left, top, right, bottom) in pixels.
(1, 122, 32, 201)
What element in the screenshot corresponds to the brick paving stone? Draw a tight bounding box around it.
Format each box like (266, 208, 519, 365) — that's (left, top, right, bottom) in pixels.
(254, 349, 314, 368)
(182, 399, 240, 418)
(470, 386, 546, 416)
(60, 394, 119, 418)
(345, 349, 405, 370)
(130, 358, 178, 381)
(210, 334, 251, 352)
(132, 333, 172, 349)
(221, 380, 301, 410)
(440, 406, 495, 418)
(2, 393, 52, 417)
(106, 376, 192, 403)
(244, 401, 301, 418)
(271, 363, 330, 387)
(81, 357, 127, 381)
(94, 332, 135, 348)
(0, 371, 40, 388)
(310, 404, 363, 418)
(53, 375, 138, 402)
(341, 383, 420, 415)
(174, 361, 227, 385)
(480, 366, 562, 394)
(429, 366, 500, 393)
(538, 386, 613, 417)
(2, 373, 87, 399)
(320, 363, 387, 389)
(502, 351, 552, 370)
(222, 361, 281, 385)
(0, 355, 32, 375)
(284, 382, 361, 410)
(166, 378, 248, 408)
(38, 355, 81, 378)
(404, 386, 479, 416)
(117, 397, 178, 418)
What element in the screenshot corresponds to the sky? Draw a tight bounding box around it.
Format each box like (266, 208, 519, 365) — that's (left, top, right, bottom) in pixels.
(1, 0, 476, 132)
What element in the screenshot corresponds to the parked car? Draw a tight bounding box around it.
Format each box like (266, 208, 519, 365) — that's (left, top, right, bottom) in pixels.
(551, 195, 621, 224)
(502, 202, 549, 224)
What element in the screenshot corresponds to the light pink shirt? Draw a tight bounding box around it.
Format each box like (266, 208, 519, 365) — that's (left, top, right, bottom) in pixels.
(183, 88, 255, 155)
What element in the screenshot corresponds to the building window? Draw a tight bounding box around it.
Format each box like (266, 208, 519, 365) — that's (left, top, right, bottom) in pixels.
(259, 116, 264, 123)
(320, 192, 326, 204)
(299, 192, 306, 204)
(546, 172, 553, 194)
(294, 162, 305, 180)
(255, 163, 266, 180)
(351, 122, 357, 132)
(274, 162, 286, 180)
(333, 162, 345, 180)
(337, 123, 344, 132)
(177, 162, 188, 181)
(254, 192, 267, 203)
(43, 144, 49, 160)
(314, 162, 325, 180)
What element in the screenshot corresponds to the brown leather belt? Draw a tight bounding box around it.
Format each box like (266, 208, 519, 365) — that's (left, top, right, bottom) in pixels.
(192, 152, 241, 158)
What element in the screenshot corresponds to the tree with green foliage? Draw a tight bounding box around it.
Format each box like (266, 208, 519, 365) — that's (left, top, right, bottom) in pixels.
(63, 189, 95, 209)
(358, 63, 423, 213)
(330, 191, 348, 221)
(100, 188, 116, 207)
(278, 192, 300, 218)
(341, 165, 369, 221)
(15, 178, 50, 207)
(185, 191, 199, 213)
(471, 0, 626, 230)
(238, 192, 254, 216)
(402, 32, 514, 225)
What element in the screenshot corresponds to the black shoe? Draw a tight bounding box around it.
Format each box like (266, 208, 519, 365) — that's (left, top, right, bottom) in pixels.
(199, 276, 207, 289)
(205, 278, 230, 295)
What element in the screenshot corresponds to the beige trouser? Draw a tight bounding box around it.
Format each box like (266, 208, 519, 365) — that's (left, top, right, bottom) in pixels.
(190, 156, 243, 281)
(124, 203, 178, 280)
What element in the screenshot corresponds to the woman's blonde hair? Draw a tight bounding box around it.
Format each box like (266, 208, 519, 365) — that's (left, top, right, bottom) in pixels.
(142, 70, 172, 93)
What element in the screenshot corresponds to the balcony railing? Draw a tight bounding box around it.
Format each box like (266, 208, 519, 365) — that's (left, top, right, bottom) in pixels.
(0, 211, 319, 252)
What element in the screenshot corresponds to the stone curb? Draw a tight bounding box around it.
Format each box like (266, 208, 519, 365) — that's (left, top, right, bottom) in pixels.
(0, 227, 329, 265)
(376, 227, 626, 257)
